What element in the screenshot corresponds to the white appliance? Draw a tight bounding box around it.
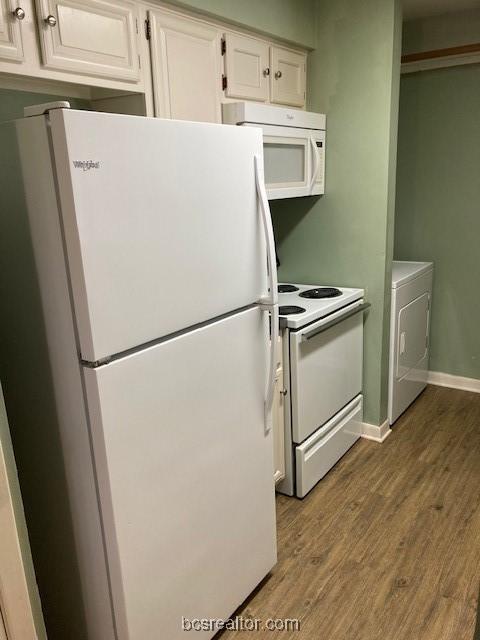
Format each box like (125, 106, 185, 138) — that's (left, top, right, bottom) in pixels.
(0, 103, 279, 640)
(275, 284, 368, 498)
(222, 102, 326, 200)
(388, 261, 434, 425)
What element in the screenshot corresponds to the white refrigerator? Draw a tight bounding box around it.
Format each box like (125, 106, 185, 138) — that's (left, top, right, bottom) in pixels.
(0, 105, 278, 639)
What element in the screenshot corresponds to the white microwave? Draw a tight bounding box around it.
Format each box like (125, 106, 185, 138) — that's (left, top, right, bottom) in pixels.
(222, 102, 326, 200)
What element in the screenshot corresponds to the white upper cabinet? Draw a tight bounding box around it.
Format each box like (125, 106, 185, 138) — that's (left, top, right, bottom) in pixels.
(222, 34, 307, 109)
(270, 46, 306, 107)
(149, 9, 222, 123)
(223, 32, 269, 102)
(0, 0, 25, 61)
(0, 1, 307, 115)
(34, 0, 140, 81)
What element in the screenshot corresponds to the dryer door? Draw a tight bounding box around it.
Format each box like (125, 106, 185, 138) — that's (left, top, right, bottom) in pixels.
(396, 292, 430, 381)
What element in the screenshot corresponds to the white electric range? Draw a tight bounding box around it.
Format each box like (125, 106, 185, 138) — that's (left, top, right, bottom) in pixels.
(276, 283, 370, 498)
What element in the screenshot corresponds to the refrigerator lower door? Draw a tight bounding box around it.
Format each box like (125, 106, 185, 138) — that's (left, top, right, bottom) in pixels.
(83, 307, 276, 640)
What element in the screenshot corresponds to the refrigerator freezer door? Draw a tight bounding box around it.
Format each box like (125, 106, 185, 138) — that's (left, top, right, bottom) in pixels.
(83, 307, 277, 640)
(49, 109, 268, 362)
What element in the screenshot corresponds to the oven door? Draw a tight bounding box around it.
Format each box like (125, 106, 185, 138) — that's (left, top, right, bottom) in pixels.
(289, 302, 365, 444)
(245, 124, 312, 199)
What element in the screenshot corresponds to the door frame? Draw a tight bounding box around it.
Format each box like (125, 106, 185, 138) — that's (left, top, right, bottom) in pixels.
(0, 387, 45, 640)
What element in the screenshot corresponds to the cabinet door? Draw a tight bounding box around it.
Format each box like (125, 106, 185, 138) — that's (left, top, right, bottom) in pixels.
(0, 0, 24, 62)
(224, 32, 269, 102)
(273, 334, 285, 485)
(149, 9, 222, 123)
(35, 0, 140, 81)
(270, 46, 306, 107)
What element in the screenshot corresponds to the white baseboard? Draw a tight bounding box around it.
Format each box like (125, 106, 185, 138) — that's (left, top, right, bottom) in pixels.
(427, 371, 480, 394)
(360, 420, 392, 443)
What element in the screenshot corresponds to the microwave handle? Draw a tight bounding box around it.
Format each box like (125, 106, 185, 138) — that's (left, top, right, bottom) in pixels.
(254, 154, 279, 434)
(309, 136, 320, 191)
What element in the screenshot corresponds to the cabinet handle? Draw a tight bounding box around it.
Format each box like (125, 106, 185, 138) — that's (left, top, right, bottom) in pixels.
(12, 6, 25, 19)
(44, 14, 57, 26)
(263, 68, 270, 77)
(280, 389, 287, 396)
(274, 70, 282, 79)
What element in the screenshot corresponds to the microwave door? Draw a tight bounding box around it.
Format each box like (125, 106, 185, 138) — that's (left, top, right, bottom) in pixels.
(244, 124, 312, 200)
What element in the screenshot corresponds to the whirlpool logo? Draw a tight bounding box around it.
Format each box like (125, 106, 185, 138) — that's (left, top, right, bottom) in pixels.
(73, 160, 101, 171)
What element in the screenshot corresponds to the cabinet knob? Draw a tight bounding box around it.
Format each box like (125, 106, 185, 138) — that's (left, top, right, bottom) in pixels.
(263, 68, 270, 77)
(45, 14, 57, 26)
(280, 388, 288, 396)
(12, 6, 25, 20)
(274, 70, 282, 79)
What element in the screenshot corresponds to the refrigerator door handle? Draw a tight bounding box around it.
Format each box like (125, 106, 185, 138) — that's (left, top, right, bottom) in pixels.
(264, 302, 279, 434)
(254, 154, 279, 434)
(254, 154, 278, 306)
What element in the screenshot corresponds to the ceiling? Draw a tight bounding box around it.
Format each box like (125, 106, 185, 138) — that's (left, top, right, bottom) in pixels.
(403, 0, 480, 19)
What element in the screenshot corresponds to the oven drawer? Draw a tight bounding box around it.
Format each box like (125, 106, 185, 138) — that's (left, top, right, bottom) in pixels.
(295, 395, 363, 498)
(289, 307, 363, 444)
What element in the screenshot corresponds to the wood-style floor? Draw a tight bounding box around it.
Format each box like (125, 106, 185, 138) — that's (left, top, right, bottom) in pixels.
(221, 386, 480, 639)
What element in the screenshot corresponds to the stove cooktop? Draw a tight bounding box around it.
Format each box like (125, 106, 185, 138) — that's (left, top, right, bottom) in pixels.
(278, 283, 364, 329)
(279, 305, 306, 315)
(278, 284, 300, 293)
(299, 287, 342, 299)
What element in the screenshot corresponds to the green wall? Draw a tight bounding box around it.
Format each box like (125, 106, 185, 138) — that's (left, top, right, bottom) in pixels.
(0, 88, 90, 122)
(272, 0, 401, 425)
(172, 0, 316, 48)
(403, 8, 480, 54)
(394, 64, 480, 380)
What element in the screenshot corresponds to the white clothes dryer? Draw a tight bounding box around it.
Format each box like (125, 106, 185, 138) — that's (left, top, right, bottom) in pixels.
(388, 261, 434, 425)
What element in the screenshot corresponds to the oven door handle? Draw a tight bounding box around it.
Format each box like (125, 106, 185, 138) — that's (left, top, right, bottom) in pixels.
(300, 301, 371, 342)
